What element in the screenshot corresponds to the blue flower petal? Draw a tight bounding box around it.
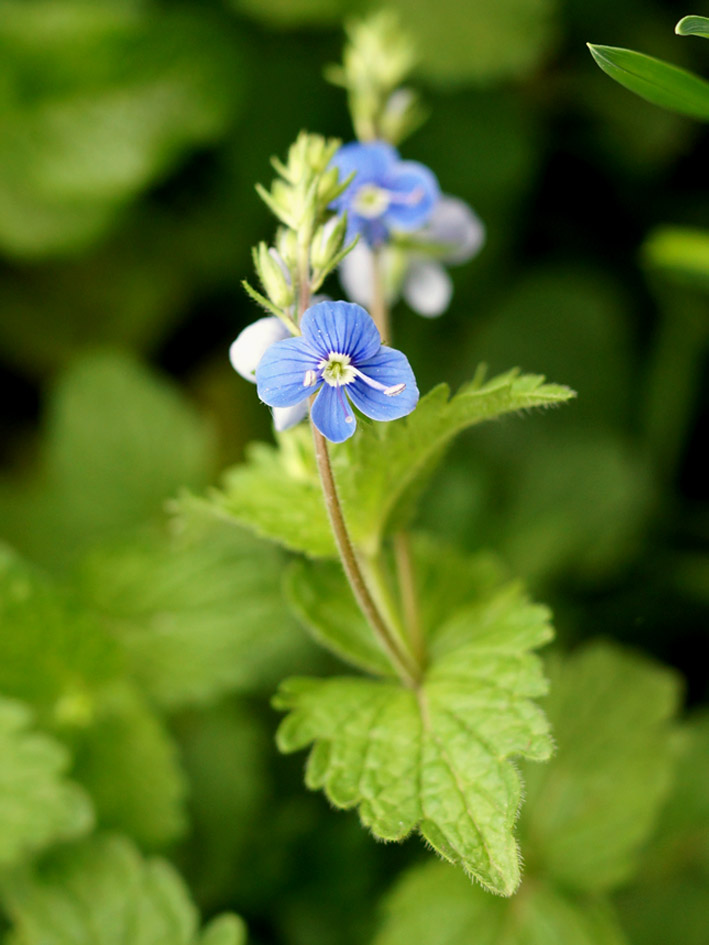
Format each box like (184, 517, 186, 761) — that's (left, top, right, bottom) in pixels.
(330, 141, 399, 205)
(384, 161, 439, 231)
(346, 348, 419, 421)
(310, 384, 357, 443)
(301, 301, 381, 363)
(256, 337, 319, 407)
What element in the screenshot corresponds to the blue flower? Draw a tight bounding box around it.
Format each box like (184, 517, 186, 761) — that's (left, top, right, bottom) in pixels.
(256, 300, 419, 443)
(330, 141, 439, 246)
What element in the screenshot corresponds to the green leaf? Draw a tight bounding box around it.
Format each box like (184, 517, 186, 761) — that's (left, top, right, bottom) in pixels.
(274, 576, 554, 895)
(337, 369, 575, 553)
(519, 642, 681, 893)
(372, 860, 628, 945)
(0, 4, 242, 257)
(208, 370, 573, 558)
(285, 558, 394, 675)
(587, 44, 709, 120)
(642, 225, 709, 292)
(0, 696, 93, 868)
(1, 834, 245, 945)
(77, 510, 311, 708)
(0, 352, 215, 572)
(676, 15, 709, 39)
(72, 685, 188, 850)
(0, 543, 120, 715)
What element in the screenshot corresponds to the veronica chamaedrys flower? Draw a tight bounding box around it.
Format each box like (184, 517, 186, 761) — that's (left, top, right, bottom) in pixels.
(339, 195, 485, 318)
(256, 300, 418, 443)
(229, 317, 308, 432)
(330, 141, 439, 246)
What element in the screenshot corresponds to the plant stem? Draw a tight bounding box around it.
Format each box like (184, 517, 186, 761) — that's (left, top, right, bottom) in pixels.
(393, 531, 426, 668)
(310, 423, 421, 687)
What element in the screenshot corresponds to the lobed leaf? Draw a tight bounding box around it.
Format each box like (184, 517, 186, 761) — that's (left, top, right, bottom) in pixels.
(372, 859, 628, 945)
(1, 834, 245, 945)
(588, 44, 709, 120)
(0, 696, 93, 869)
(274, 572, 554, 896)
(78, 510, 311, 708)
(520, 642, 681, 893)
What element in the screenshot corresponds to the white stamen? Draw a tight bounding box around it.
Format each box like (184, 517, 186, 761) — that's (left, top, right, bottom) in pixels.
(303, 369, 318, 387)
(351, 367, 405, 396)
(384, 383, 406, 396)
(387, 186, 425, 207)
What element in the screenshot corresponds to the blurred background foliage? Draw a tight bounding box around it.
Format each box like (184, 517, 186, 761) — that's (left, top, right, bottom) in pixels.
(0, 0, 707, 943)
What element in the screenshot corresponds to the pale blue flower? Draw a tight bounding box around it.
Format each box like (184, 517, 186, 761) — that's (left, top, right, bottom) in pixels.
(330, 141, 439, 246)
(256, 300, 418, 443)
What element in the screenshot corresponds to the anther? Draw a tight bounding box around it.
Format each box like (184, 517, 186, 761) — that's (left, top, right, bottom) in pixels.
(303, 369, 318, 387)
(384, 383, 406, 396)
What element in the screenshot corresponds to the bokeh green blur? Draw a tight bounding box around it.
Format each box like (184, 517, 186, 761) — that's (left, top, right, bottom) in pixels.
(0, 0, 707, 943)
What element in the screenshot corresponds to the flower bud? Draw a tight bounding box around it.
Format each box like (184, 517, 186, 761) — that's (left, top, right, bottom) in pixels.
(255, 242, 294, 309)
(311, 215, 347, 270)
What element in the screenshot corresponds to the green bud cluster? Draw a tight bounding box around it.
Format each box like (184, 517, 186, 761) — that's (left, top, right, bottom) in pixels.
(244, 131, 357, 328)
(326, 11, 427, 145)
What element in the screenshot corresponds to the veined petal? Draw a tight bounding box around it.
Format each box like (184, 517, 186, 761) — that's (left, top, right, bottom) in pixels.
(402, 260, 453, 317)
(384, 160, 439, 231)
(346, 348, 419, 421)
(256, 337, 319, 407)
(229, 316, 291, 382)
(310, 384, 357, 443)
(301, 300, 381, 362)
(273, 402, 309, 432)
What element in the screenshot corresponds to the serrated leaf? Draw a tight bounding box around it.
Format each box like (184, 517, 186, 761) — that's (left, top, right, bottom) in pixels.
(274, 578, 554, 895)
(207, 369, 574, 558)
(77, 511, 311, 708)
(1, 834, 244, 945)
(72, 685, 188, 850)
(372, 860, 627, 945)
(676, 15, 709, 39)
(519, 642, 681, 893)
(0, 352, 215, 572)
(336, 369, 575, 553)
(0, 543, 120, 715)
(642, 225, 709, 292)
(0, 696, 93, 868)
(588, 44, 709, 120)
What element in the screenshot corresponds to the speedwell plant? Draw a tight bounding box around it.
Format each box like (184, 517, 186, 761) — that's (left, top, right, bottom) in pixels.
(219, 12, 576, 898)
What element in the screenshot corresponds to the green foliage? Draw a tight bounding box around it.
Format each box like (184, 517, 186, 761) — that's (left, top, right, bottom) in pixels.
(642, 225, 709, 292)
(78, 511, 311, 708)
(588, 43, 709, 120)
(520, 642, 681, 893)
(71, 685, 188, 850)
(0, 352, 215, 571)
(207, 370, 574, 558)
(0, 544, 120, 714)
(274, 563, 554, 896)
(0, 697, 93, 869)
(675, 15, 709, 39)
(0, 2, 242, 257)
(1, 835, 245, 945)
(372, 862, 628, 945)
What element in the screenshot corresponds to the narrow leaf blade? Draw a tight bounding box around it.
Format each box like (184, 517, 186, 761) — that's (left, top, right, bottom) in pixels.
(676, 15, 709, 38)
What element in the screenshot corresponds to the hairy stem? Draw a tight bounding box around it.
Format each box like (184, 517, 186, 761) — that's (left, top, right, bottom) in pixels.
(370, 247, 390, 342)
(311, 424, 421, 687)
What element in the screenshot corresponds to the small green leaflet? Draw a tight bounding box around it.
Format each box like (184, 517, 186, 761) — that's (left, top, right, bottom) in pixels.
(72, 684, 188, 850)
(372, 860, 628, 945)
(274, 569, 554, 896)
(588, 44, 709, 121)
(206, 368, 574, 558)
(676, 15, 709, 39)
(520, 642, 681, 893)
(0, 697, 93, 868)
(1, 834, 245, 945)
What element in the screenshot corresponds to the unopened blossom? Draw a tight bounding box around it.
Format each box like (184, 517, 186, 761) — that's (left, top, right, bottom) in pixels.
(256, 300, 418, 443)
(229, 316, 308, 432)
(339, 195, 485, 318)
(330, 141, 439, 246)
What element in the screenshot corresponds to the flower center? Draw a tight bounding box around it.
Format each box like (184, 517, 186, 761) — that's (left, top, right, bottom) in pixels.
(352, 183, 391, 219)
(319, 352, 357, 387)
